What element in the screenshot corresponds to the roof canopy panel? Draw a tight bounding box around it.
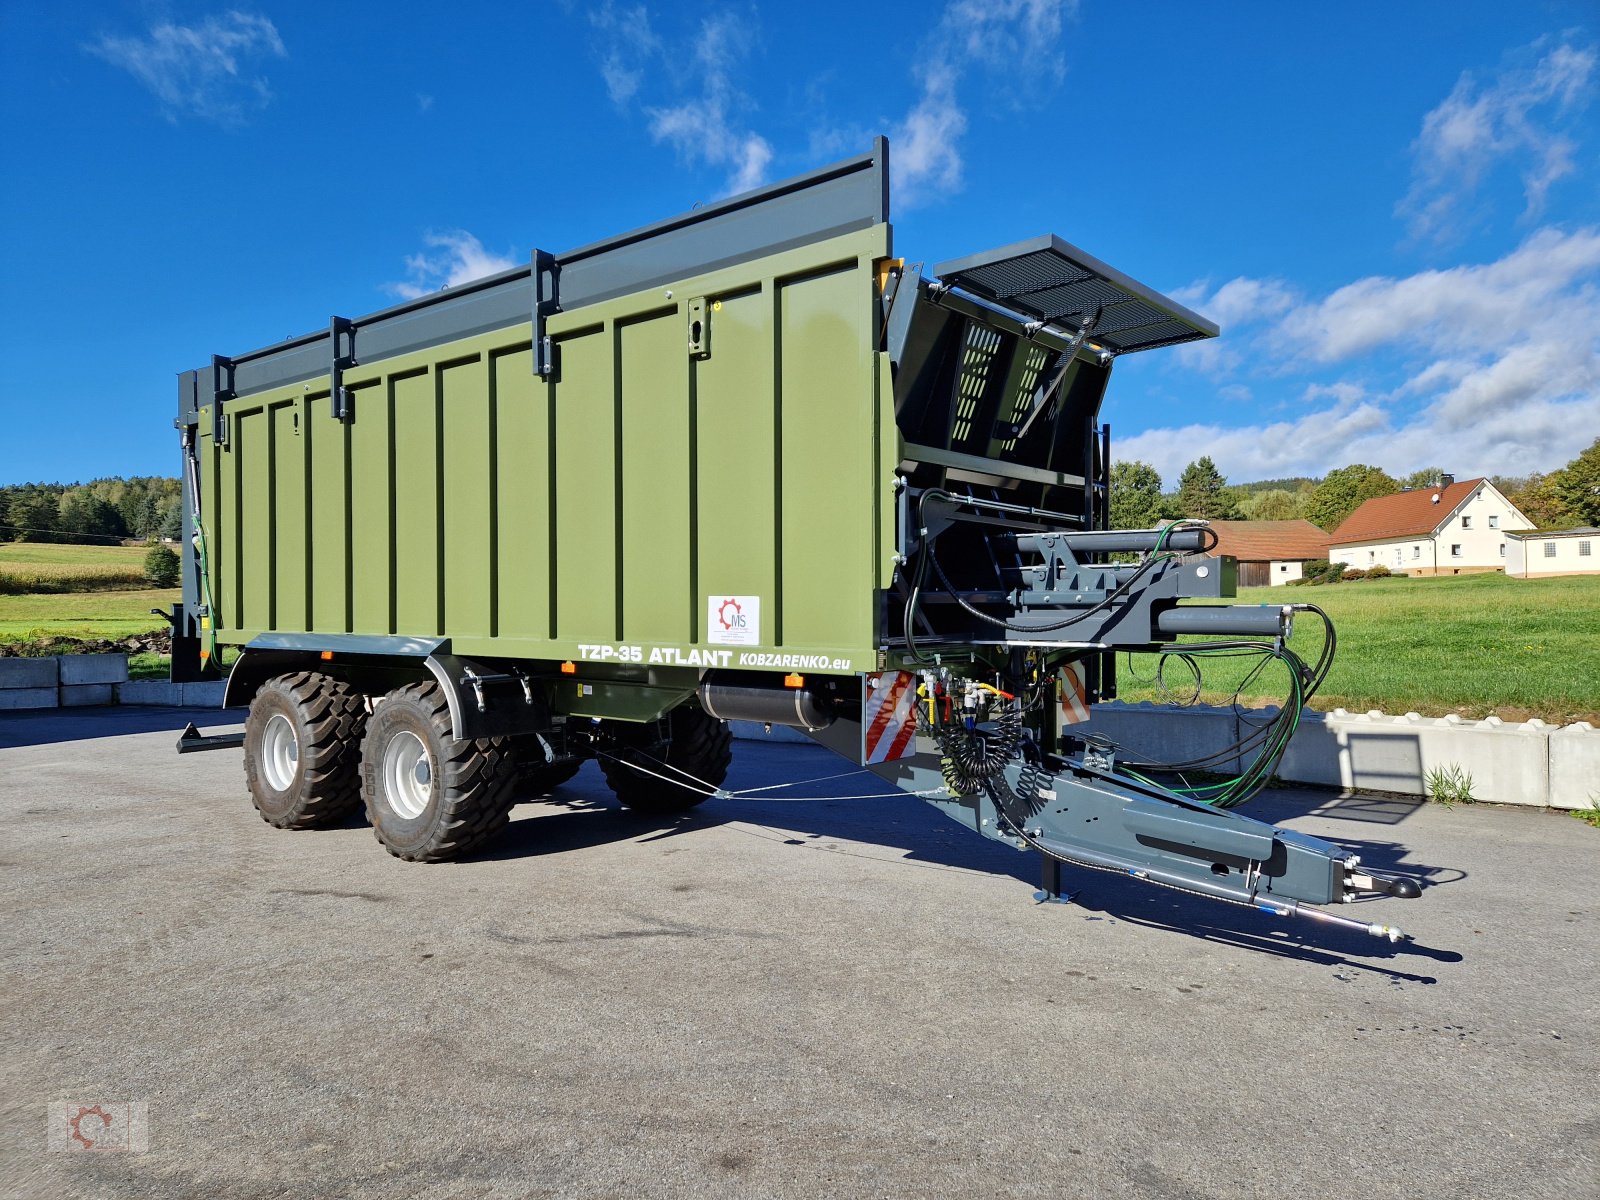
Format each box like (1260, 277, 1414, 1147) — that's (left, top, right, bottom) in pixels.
(933, 235, 1219, 355)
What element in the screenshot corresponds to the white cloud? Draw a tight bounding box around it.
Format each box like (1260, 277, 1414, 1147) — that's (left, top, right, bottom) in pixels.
(86, 10, 286, 125)
(1169, 275, 1299, 373)
(1398, 38, 1596, 241)
(387, 232, 517, 300)
(1277, 226, 1600, 362)
(589, 2, 660, 107)
(579, 1, 1070, 206)
(585, 6, 772, 197)
(892, 0, 1073, 205)
(893, 64, 968, 198)
(1118, 399, 1393, 485)
(1125, 228, 1600, 484)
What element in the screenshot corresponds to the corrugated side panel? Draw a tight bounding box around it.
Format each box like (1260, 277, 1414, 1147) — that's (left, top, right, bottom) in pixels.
(197, 225, 895, 674)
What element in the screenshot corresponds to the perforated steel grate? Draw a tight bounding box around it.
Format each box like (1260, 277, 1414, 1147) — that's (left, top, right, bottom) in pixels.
(933, 235, 1219, 355)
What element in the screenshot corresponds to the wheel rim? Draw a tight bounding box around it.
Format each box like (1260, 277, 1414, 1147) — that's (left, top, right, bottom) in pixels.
(261, 713, 300, 791)
(382, 730, 433, 819)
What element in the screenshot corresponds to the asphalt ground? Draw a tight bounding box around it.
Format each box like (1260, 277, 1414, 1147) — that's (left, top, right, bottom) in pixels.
(1, 706, 1595, 1200)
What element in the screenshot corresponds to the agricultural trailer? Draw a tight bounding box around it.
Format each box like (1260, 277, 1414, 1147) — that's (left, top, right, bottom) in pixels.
(169, 139, 1421, 940)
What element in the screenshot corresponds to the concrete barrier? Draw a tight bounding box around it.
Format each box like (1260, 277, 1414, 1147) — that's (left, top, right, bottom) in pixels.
(1549, 722, 1600, 812)
(1077, 702, 1244, 775)
(59, 653, 129, 686)
(61, 683, 115, 707)
(0, 658, 59, 689)
(0, 686, 59, 711)
(114, 680, 228, 707)
(0, 657, 61, 710)
(1078, 701, 1594, 810)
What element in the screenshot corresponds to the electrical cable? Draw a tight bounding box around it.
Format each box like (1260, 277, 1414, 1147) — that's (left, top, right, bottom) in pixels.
(1111, 604, 1338, 808)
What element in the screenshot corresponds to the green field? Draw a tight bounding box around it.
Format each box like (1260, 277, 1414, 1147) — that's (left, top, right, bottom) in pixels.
(0, 542, 154, 593)
(1116, 572, 1600, 724)
(0, 542, 150, 569)
(0, 587, 180, 641)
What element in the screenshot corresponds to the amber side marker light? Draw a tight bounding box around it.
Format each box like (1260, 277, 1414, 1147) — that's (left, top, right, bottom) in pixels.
(784, 673, 805, 688)
(320, 650, 335, 661)
(560, 661, 577, 674)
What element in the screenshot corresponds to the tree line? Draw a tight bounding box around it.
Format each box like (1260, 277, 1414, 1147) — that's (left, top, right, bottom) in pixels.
(1, 477, 183, 543)
(1110, 437, 1600, 534)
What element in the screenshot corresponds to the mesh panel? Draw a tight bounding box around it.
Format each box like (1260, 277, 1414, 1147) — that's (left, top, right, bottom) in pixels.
(950, 323, 1003, 447)
(934, 237, 1216, 354)
(999, 343, 1053, 453)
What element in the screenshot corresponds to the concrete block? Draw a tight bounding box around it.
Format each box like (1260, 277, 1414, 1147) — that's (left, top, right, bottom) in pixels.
(115, 680, 181, 706)
(59, 653, 129, 685)
(60, 683, 114, 708)
(1276, 710, 1348, 789)
(0, 686, 58, 710)
(1549, 723, 1600, 812)
(1277, 708, 1551, 806)
(111, 679, 228, 707)
(0, 657, 59, 688)
(1414, 715, 1549, 807)
(180, 681, 228, 706)
(1078, 702, 1243, 774)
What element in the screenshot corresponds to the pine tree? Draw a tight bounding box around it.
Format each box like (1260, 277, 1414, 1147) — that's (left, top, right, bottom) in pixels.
(1175, 457, 1236, 520)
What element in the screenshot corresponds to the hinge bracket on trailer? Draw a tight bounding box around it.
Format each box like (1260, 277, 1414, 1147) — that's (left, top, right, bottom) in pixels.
(211, 355, 235, 446)
(1006, 306, 1101, 444)
(533, 248, 558, 378)
(330, 316, 355, 422)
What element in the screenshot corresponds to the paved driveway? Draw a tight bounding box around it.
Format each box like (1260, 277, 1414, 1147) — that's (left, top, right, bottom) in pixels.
(2, 707, 1595, 1199)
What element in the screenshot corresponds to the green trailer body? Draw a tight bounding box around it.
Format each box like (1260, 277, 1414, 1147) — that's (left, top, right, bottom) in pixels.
(191, 223, 896, 679)
(171, 140, 1424, 939)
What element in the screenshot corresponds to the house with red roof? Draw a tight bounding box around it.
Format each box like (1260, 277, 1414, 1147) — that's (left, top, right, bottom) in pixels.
(1327, 476, 1533, 576)
(1203, 519, 1330, 587)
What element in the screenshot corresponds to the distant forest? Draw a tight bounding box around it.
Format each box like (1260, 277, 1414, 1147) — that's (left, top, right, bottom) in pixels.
(1, 477, 182, 543)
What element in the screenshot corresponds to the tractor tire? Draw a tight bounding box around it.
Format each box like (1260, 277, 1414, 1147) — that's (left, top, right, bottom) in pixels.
(520, 759, 582, 798)
(598, 705, 732, 815)
(360, 681, 518, 862)
(243, 671, 367, 829)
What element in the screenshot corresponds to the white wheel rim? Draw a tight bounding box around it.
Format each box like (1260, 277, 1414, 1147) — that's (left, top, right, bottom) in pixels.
(382, 730, 433, 819)
(262, 713, 300, 791)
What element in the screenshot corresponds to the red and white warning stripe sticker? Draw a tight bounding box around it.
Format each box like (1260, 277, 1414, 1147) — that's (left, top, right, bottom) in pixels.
(864, 671, 920, 763)
(1059, 661, 1092, 726)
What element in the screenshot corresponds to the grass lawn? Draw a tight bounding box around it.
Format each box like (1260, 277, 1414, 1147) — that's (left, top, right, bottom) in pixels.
(1116, 572, 1600, 725)
(0, 587, 179, 641)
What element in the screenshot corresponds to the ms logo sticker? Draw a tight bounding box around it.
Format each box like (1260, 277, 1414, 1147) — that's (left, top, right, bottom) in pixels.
(707, 595, 760, 646)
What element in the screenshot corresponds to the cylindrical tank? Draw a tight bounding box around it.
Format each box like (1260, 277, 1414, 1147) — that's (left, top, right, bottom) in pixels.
(698, 677, 836, 730)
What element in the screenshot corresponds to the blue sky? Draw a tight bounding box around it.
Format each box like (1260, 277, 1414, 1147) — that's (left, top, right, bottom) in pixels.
(1, 1, 1596, 488)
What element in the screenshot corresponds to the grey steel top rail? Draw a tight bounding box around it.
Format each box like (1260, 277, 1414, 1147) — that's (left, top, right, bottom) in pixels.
(180, 139, 891, 415)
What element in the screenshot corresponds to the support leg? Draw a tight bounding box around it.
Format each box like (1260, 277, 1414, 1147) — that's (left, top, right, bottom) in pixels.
(1033, 852, 1074, 904)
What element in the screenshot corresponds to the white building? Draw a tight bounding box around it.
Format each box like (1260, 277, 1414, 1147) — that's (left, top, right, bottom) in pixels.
(1505, 527, 1600, 577)
(1327, 476, 1533, 577)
